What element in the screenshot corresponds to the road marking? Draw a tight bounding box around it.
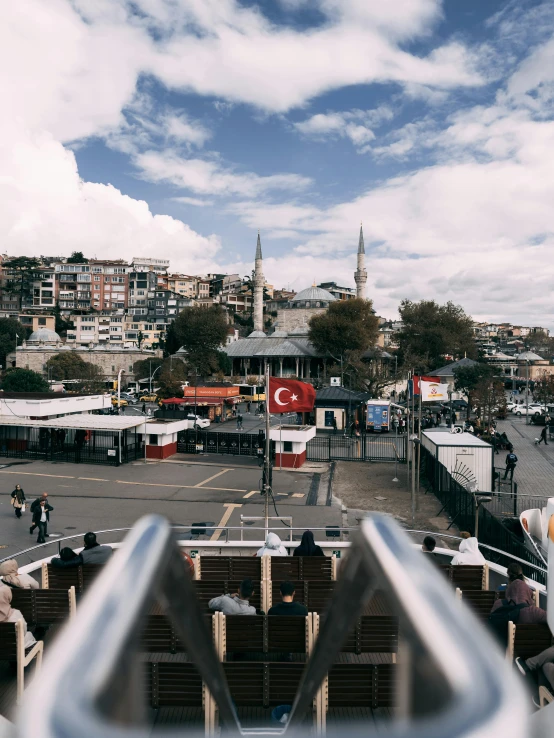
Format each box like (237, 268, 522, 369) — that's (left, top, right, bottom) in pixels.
(194, 469, 232, 487)
(211, 503, 242, 541)
(243, 490, 258, 498)
(78, 477, 109, 482)
(291, 493, 305, 498)
(0, 471, 75, 479)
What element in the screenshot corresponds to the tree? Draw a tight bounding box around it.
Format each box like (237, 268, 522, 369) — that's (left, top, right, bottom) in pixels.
(396, 300, 476, 371)
(157, 359, 188, 398)
(0, 318, 32, 370)
(454, 363, 495, 419)
(133, 357, 163, 382)
(173, 306, 229, 376)
(309, 298, 379, 370)
(136, 330, 145, 349)
(66, 251, 88, 264)
(3, 257, 41, 307)
(472, 377, 507, 429)
(2, 368, 49, 392)
(45, 353, 102, 382)
(53, 303, 74, 338)
(533, 372, 554, 406)
(164, 322, 181, 356)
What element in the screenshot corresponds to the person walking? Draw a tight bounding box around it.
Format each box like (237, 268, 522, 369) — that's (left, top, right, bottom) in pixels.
(142, 402, 146, 414)
(331, 416, 337, 435)
(32, 498, 53, 543)
(236, 412, 243, 431)
(246, 401, 251, 413)
(29, 493, 49, 535)
(538, 425, 549, 445)
(10, 485, 25, 519)
(503, 451, 518, 481)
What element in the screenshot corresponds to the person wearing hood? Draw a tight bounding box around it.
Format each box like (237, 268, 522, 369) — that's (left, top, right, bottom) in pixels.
(256, 533, 288, 557)
(209, 579, 256, 615)
(0, 560, 39, 589)
(293, 531, 324, 557)
(51, 547, 83, 569)
(450, 533, 486, 565)
(491, 563, 546, 625)
(0, 584, 36, 648)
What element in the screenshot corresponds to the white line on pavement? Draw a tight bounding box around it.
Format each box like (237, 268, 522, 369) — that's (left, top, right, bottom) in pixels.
(194, 469, 232, 487)
(243, 490, 258, 498)
(210, 503, 242, 541)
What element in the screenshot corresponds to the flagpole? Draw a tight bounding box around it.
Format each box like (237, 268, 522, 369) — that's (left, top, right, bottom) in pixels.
(264, 362, 271, 540)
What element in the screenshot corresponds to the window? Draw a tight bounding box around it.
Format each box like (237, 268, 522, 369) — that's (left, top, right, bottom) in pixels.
(112, 365, 115, 371)
(92, 267, 102, 273)
(38, 318, 46, 326)
(149, 434, 158, 445)
(137, 290, 145, 296)
(129, 365, 133, 371)
(104, 276, 110, 282)
(283, 441, 293, 452)
(94, 276, 101, 282)
(114, 268, 126, 274)
(82, 316, 95, 323)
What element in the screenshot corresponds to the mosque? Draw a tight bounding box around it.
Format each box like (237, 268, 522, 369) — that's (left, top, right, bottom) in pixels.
(224, 227, 368, 380)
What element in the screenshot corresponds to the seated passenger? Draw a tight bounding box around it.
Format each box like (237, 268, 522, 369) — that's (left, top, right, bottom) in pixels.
(0, 583, 36, 648)
(51, 547, 83, 569)
(209, 579, 256, 615)
(421, 536, 436, 554)
(80, 532, 113, 564)
(268, 582, 308, 616)
(256, 532, 288, 557)
(516, 644, 554, 708)
(0, 559, 39, 589)
(451, 532, 486, 565)
(293, 530, 324, 557)
(491, 563, 546, 624)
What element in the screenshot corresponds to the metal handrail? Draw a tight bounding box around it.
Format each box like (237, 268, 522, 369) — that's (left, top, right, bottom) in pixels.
(17, 514, 528, 738)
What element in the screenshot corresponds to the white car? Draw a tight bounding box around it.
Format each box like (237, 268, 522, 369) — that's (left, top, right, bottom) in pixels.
(506, 402, 518, 412)
(186, 414, 211, 429)
(513, 405, 545, 416)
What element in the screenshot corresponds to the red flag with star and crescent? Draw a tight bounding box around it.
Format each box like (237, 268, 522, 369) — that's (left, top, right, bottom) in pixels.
(268, 377, 316, 413)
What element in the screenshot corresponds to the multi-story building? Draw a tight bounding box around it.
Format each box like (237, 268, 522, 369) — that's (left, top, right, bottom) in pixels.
(151, 289, 193, 331)
(158, 273, 199, 299)
(123, 318, 164, 348)
(127, 266, 157, 317)
(55, 260, 128, 313)
(66, 311, 126, 346)
(317, 282, 356, 301)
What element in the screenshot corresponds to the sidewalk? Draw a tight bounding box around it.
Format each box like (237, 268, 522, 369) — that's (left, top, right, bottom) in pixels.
(495, 417, 554, 498)
(159, 452, 328, 474)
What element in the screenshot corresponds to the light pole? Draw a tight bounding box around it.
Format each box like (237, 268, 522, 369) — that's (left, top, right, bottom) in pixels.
(392, 415, 399, 482)
(149, 363, 162, 395)
(525, 358, 530, 424)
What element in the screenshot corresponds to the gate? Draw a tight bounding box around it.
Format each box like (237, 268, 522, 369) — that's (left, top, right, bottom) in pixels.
(177, 430, 264, 458)
(306, 434, 406, 462)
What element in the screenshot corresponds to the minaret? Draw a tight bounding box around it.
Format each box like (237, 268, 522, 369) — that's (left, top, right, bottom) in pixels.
(253, 231, 265, 333)
(354, 223, 367, 299)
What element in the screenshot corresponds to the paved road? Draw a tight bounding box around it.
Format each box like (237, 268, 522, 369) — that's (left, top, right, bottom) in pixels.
(0, 456, 340, 566)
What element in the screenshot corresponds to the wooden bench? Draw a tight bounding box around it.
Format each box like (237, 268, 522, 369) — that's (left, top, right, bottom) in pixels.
(145, 661, 204, 708)
(222, 615, 309, 658)
(43, 563, 104, 594)
(507, 622, 553, 662)
(193, 581, 262, 612)
(10, 587, 76, 628)
(0, 621, 43, 703)
(440, 565, 488, 591)
(223, 662, 305, 708)
(196, 556, 262, 581)
(456, 590, 498, 621)
(540, 686, 554, 708)
(271, 557, 335, 581)
(336, 616, 398, 655)
(270, 581, 335, 613)
(142, 613, 215, 654)
(327, 664, 395, 709)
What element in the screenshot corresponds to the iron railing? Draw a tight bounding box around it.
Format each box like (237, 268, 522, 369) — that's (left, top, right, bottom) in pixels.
(306, 434, 407, 463)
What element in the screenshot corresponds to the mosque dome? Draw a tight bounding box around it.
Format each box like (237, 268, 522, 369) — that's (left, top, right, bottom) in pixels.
(247, 330, 267, 338)
(27, 328, 62, 344)
(271, 330, 288, 338)
(289, 286, 337, 306)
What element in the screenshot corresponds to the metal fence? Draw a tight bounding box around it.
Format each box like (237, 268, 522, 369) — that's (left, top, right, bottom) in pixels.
(306, 434, 407, 463)
(419, 446, 545, 584)
(0, 426, 141, 466)
(177, 430, 264, 458)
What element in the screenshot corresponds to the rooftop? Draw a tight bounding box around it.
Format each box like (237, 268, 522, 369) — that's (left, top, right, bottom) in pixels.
(0, 414, 143, 431)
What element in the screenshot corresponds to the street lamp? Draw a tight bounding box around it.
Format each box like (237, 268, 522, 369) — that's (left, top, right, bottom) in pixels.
(149, 363, 162, 394)
(525, 358, 530, 424)
(392, 415, 399, 482)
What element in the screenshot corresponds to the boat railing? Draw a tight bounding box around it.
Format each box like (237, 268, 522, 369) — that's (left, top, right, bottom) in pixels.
(16, 513, 528, 738)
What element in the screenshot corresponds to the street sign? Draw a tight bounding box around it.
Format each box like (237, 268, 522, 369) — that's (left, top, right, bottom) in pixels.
(330, 377, 341, 386)
(107, 450, 116, 457)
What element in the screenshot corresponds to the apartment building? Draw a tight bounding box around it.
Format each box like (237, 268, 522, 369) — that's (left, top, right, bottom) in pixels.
(66, 311, 126, 345)
(157, 273, 199, 299)
(123, 318, 164, 348)
(318, 282, 356, 301)
(55, 260, 128, 312)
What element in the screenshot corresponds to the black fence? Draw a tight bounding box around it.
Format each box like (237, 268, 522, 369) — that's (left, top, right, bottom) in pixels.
(306, 434, 407, 463)
(177, 430, 264, 458)
(0, 426, 141, 466)
(420, 446, 545, 584)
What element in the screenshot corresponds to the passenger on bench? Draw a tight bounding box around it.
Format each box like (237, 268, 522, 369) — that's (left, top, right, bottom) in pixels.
(209, 579, 257, 615)
(421, 536, 436, 554)
(51, 547, 83, 569)
(516, 645, 554, 708)
(0, 559, 39, 589)
(0, 584, 36, 648)
(451, 531, 486, 565)
(256, 532, 288, 557)
(491, 563, 546, 624)
(268, 582, 308, 616)
(80, 533, 113, 564)
(293, 530, 324, 557)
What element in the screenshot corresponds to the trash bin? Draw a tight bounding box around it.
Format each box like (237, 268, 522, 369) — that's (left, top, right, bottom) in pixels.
(271, 705, 292, 725)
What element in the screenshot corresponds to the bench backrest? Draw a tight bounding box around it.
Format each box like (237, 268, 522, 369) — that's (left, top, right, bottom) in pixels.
(271, 557, 333, 581)
(338, 616, 398, 654)
(223, 615, 307, 655)
(198, 556, 262, 581)
(0, 622, 18, 660)
(142, 614, 214, 653)
(459, 590, 498, 621)
(511, 623, 553, 660)
(193, 581, 262, 612)
(327, 664, 395, 708)
(145, 662, 203, 708)
(440, 565, 486, 591)
(10, 588, 73, 626)
(271, 581, 335, 613)
(224, 662, 305, 707)
(44, 564, 104, 594)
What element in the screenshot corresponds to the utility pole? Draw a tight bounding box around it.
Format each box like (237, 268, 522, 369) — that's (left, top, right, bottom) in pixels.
(264, 362, 271, 540)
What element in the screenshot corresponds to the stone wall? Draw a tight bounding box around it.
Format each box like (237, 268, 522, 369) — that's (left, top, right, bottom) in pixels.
(276, 307, 326, 332)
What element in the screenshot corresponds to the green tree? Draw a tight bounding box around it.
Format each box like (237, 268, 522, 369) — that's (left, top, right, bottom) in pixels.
(2, 368, 49, 392)
(136, 330, 144, 349)
(53, 303, 74, 337)
(157, 359, 188, 398)
(454, 363, 495, 419)
(66, 251, 88, 264)
(173, 306, 229, 376)
(133, 357, 163, 382)
(397, 300, 476, 371)
(164, 322, 181, 356)
(309, 298, 379, 370)
(45, 353, 102, 382)
(3, 257, 41, 307)
(0, 318, 32, 370)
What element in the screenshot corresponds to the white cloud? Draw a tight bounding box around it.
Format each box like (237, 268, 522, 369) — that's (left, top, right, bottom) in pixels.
(293, 106, 394, 149)
(173, 196, 214, 207)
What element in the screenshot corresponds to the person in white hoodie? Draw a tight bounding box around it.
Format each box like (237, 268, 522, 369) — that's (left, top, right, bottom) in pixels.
(451, 533, 486, 565)
(256, 532, 288, 557)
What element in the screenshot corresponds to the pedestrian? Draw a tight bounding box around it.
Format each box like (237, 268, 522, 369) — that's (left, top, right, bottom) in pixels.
(32, 498, 53, 543)
(331, 416, 337, 435)
(538, 426, 548, 445)
(247, 401, 251, 413)
(57, 428, 66, 449)
(142, 402, 146, 414)
(29, 493, 49, 535)
(503, 450, 518, 481)
(10, 485, 25, 519)
(236, 412, 243, 431)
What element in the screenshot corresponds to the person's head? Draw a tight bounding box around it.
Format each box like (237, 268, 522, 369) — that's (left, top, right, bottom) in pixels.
(59, 547, 77, 562)
(265, 532, 283, 549)
(280, 581, 296, 602)
(507, 563, 524, 582)
(84, 532, 98, 549)
(460, 531, 472, 540)
(41, 493, 48, 500)
(239, 579, 254, 600)
(15, 485, 20, 490)
(300, 531, 315, 548)
(422, 536, 436, 553)
(40, 500, 46, 508)
(0, 560, 18, 577)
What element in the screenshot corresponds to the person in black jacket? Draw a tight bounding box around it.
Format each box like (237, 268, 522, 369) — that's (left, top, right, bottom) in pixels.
(268, 582, 308, 616)
(29, 493, 49, 535)
(32, 499, 53, 543)
(10, 485, 25, 519)
(51, 547, 83, 569)
(293, 530, 324, 557)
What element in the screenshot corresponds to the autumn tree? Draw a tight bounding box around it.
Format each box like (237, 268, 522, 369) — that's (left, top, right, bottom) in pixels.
(2, 368, 49, 393)
(173, 306, 229, 377)
(309, 299, 379, 368)
(0, 318, 32, 369)
(157, 359, 188, 398)
(454, 363, 495, 419)
(472, 377, 507, 428)
(533, 372, 554, 406)
(397, 300, 476, 371)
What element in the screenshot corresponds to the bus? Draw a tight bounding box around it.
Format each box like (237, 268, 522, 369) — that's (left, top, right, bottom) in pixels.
(233, 384, 266, 402)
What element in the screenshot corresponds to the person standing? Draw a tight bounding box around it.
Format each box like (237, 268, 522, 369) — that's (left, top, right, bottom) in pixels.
(29, 493, 49, 535)
(32, 499, 53, 543)
(247, 401, 251, 413)
(142, 402, 146, 414)
(236, 412, 243, 431)
(331, 416, 337, 435)
(538, 425, 548, 445)
(10, 485, 25, 519)
(503, 451, 518, 481)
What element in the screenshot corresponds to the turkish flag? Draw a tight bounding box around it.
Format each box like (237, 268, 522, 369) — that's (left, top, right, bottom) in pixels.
(268, 377, 316, 413)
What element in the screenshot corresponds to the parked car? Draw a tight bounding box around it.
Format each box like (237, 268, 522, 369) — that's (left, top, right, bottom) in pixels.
(186, 414, 210, 429)
(451, 399, 468, 409)
(120, 393, 138, 404)
(513, 405, 544, 416)
(111, 397, 128, 407)
(139, 393, 158, 403)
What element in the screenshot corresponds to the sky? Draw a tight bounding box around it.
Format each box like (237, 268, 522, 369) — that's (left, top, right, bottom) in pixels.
(2, 0, 554, 326)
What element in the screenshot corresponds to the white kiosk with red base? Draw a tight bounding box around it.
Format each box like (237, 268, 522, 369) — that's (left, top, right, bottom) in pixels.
(269, 424, 316, 468)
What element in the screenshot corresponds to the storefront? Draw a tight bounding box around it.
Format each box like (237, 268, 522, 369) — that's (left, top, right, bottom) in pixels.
(159, 386, 241, 423)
